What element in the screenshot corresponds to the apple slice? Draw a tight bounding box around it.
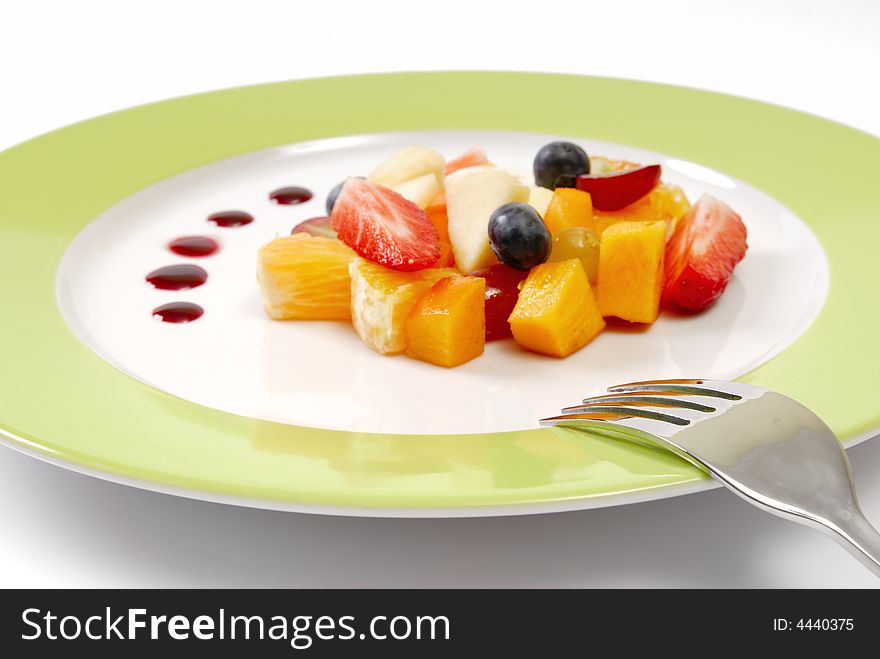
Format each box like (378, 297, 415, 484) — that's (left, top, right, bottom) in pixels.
(575, 164, 662, 211)
(528, 186, 554, 217)
(446, 167, 530, 273)
(391, 172, 442, 209)
(368, 145, 445, 189)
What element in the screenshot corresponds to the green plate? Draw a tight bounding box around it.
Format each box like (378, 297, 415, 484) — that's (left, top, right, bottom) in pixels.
(1, 72, 878, 516)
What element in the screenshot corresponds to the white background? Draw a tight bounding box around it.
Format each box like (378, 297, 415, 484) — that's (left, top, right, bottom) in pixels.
(1, 0, 879, 587)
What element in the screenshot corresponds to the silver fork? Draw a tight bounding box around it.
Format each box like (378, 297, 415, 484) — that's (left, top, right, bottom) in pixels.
(540, 378, 880, 577)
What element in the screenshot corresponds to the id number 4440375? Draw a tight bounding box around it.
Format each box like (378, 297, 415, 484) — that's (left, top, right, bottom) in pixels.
(773, 619, 854, 631)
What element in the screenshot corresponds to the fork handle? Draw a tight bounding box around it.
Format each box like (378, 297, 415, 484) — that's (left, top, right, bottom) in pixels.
(823, 509, 880, 578)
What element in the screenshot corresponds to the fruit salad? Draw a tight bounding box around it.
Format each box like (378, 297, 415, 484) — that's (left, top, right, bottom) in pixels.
(258, 141, 748, 368)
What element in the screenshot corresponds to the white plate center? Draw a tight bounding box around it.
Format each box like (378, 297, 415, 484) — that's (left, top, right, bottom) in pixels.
(56, 131, 828, 435)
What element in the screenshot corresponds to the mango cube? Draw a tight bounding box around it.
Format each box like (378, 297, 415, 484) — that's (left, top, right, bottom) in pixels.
(542, 188, 595, 234)
(597, 220, 666, 323)
(508, 259, 605, 357)
(406, 276, 486, 367)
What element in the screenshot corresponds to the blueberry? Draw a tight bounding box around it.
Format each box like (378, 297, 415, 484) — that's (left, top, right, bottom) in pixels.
(533, 141, 590, 189)
(553, 173, 579, 189)
(488, 202, 551, 271)
(325, 180, 346, 215)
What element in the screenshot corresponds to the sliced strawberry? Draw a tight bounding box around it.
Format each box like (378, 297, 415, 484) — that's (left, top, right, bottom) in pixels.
(445, 148, 489, 175)
(663, 194, 748, 311)
(330, 177, 440, 271)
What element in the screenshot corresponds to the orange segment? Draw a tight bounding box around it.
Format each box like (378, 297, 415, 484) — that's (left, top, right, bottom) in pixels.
(542, 187, 595, 234)
(597, 220, 666, 324)
(593, 183, 691, 235)
(349, 259, 457, 354)
(257, 234, 356, 320)
(426, 205, 456, 268)
(508, 259, 605, 357)
(406, 276, 486, 367)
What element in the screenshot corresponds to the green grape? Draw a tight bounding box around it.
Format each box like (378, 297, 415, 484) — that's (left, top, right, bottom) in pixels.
(550, 226, 599, 284)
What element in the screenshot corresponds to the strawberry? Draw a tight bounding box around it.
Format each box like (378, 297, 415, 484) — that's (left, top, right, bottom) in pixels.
(330, 177, 441, 271)
(663, 194, 747, 311)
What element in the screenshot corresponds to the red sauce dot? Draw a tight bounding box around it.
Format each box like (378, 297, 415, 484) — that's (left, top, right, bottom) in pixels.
(269, 186, 313, 205)
(146, 264, 208, 291)
(153, 302, 204, 323)
(208, 210, 253, 227)
(168, 236, 219, 257)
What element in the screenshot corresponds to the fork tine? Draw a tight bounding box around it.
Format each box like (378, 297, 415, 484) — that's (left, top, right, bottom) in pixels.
(570, 393, 717, 413)
(544, 406, 691, 426)
(540, 411, 633, 426)
(540, 410, 688, 447)
(607, 379, 742, 401)
(611, 378, 707, 386)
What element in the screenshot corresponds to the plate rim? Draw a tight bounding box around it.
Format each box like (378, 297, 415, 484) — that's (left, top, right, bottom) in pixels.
(1, 71, 879, 515)
(2, 426, 876, 517)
